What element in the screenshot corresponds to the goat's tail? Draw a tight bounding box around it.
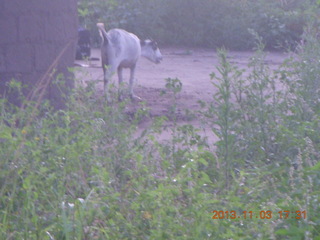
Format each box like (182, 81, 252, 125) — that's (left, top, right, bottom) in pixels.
(97, 23, 108, 43)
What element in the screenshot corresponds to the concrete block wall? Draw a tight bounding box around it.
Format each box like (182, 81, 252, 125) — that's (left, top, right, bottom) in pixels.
(0, 0, 78, 108)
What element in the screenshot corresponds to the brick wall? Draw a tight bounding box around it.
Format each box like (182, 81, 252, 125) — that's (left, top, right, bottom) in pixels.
(0, 0, 78, 108)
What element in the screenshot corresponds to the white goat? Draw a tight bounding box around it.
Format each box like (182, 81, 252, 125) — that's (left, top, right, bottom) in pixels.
(97, 23, 162, 102)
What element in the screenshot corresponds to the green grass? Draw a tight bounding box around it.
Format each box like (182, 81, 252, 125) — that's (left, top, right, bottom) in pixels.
(1, 33, 320, 239)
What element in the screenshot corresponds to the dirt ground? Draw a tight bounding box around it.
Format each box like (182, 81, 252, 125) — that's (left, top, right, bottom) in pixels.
(75, 47, 288, 143)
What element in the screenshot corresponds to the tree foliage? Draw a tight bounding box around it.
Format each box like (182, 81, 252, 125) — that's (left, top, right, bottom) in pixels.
(78, 0, 316, 49)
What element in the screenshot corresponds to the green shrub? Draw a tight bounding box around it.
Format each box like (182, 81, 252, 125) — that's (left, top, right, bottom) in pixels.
(78, 0, 314, 50)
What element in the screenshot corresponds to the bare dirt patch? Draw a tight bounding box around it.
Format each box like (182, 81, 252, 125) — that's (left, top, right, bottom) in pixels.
(75, 47, 288, 143)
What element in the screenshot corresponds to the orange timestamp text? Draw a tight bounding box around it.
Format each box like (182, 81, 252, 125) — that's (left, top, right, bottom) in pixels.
(211, 210, 307, 220)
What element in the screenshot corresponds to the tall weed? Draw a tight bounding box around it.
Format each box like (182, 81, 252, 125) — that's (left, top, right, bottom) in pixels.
(203, 30, 320, 238)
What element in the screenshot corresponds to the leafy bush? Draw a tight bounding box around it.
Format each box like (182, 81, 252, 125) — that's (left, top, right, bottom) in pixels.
(201, 29, 320, 238)
(78, 0, 314, 50)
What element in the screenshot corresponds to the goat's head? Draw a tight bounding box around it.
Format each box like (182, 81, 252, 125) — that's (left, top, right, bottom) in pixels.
(141, 40, 162, 64)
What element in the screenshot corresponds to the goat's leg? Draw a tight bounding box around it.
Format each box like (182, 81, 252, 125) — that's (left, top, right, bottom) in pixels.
(103, 65, 115, 103)
(129, 64, 141, 100)
(117, 66, 124, 101)
(103, 65, 110, 102)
